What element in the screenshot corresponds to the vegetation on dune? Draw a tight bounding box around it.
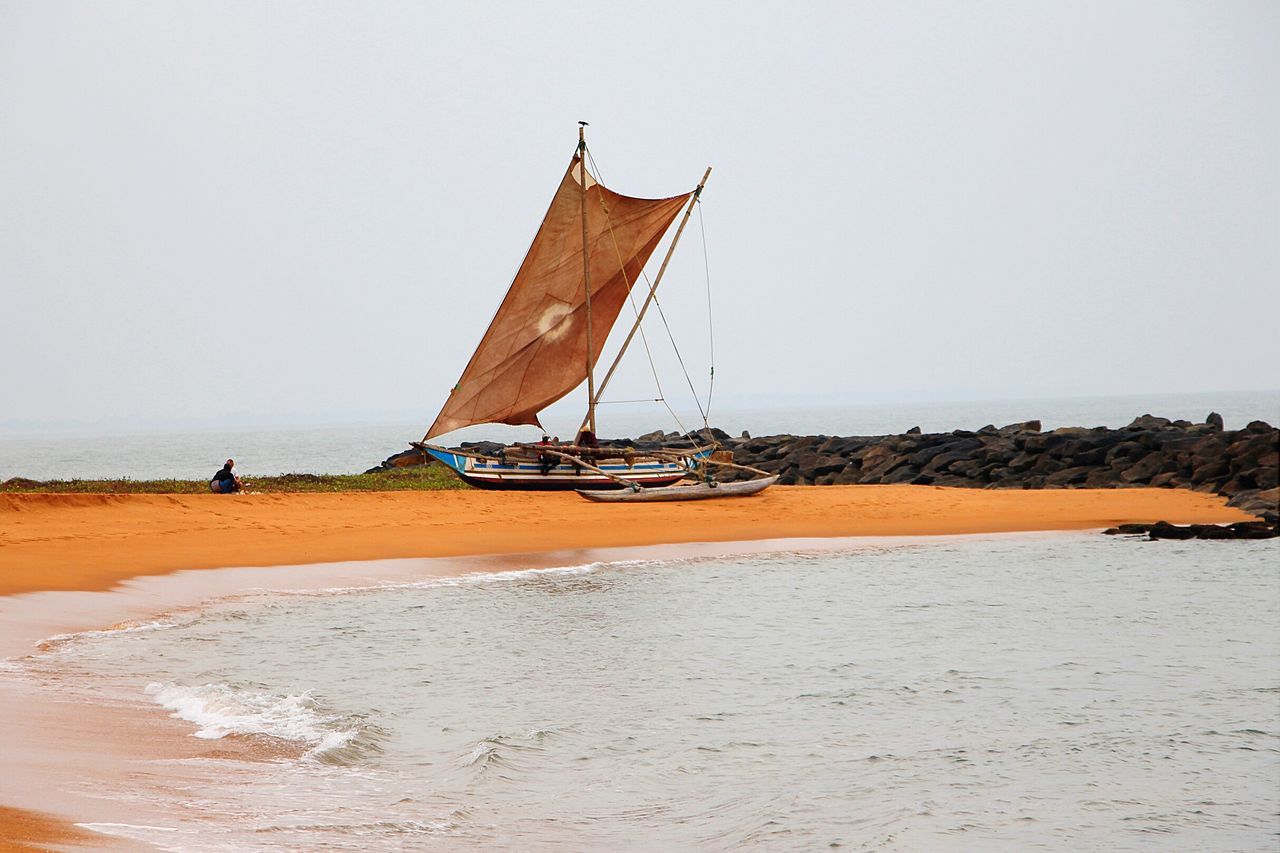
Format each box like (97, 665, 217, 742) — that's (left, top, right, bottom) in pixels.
(0, 463, 467, 494)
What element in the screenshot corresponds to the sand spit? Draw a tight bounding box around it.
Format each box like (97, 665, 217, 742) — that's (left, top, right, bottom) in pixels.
(0, 485, 1255, 598)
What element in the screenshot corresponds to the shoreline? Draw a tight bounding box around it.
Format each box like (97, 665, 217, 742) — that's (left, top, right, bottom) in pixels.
(0, 485, 1255, 598)
(1, 533, 1067, 849)
(0, 532, 1106, 849)
(0, 485, 1258, 847)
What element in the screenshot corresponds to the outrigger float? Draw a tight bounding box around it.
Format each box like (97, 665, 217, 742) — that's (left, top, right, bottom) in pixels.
(412, 125, 774, 500)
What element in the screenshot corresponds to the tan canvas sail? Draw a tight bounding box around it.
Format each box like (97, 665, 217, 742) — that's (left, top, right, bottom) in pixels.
(425, 155, 691, 440)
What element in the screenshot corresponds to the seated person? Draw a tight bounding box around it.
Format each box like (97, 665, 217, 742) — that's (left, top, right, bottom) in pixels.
(210, 459, 242, 493)
(536, 434, 555, 476)
(575, 429, 600, 460)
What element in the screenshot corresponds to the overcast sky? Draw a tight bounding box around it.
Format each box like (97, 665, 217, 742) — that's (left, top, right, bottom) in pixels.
(2, 1, 1276, 435)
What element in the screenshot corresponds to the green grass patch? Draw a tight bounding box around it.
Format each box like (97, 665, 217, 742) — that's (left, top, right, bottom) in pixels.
(0, 463, 467, 494)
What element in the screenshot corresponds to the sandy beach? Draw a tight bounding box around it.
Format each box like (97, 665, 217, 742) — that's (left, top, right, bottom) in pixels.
(0, 485, 1261, 848)
(0, 485, 1255, 598)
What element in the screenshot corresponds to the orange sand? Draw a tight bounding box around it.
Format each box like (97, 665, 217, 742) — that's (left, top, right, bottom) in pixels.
(0, 485, 1254, 598)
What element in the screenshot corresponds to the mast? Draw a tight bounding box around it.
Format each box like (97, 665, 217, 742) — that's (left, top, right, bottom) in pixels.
(581, 166, 712, 431)
(579, 122, 597, 436)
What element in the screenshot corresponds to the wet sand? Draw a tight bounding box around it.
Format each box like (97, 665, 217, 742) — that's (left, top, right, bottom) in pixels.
(0, 485, 1257, 847)
(0, 807, 103, 852)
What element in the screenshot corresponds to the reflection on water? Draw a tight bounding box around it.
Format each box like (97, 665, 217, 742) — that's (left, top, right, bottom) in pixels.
(24, 535, 1280, 850)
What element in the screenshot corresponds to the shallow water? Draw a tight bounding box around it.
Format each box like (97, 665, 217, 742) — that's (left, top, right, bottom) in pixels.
(21, 534, 1280, 850)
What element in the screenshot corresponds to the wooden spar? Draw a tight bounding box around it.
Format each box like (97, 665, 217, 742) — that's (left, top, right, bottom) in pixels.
(645, 448, 772, 478)
(581, 165, 713, 433)
(415, 440, 716, 465)
(518, 444, 644, 489)
(579, 124, 597, 436)
(698, 458, 773, 478)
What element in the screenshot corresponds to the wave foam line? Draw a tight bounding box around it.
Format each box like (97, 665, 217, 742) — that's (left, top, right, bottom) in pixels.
(276, 556, 692, 598)
(145, 682, 359, 757)
(38, 618, 178, 649)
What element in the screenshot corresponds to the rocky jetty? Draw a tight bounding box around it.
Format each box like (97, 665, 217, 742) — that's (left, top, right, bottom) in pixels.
(711, 414, 1276, 525)
(370, 414, 1278, 525)
(1102, 521, 1276, 540)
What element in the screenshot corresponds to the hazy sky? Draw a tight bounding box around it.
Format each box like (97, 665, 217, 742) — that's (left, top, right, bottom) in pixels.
(2, 1, 1276, 435)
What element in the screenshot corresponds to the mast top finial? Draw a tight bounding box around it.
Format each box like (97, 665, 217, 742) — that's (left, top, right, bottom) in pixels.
(578, 120, 589, 126)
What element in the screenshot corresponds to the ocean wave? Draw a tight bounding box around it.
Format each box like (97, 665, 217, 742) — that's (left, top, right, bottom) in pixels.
(145, 681, 377, 761)
(37, 618, 178, 650)
(271, 557, 662, 598)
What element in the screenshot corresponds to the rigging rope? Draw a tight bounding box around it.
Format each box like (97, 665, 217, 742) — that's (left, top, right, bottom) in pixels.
(583, 146, 707, 440)
(584, 147, 693, 438)
(698, 199, 715, 426)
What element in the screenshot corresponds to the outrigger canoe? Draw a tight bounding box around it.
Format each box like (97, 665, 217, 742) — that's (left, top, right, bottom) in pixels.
(409, 125, 775, 501)
(577, 475, 778, 503)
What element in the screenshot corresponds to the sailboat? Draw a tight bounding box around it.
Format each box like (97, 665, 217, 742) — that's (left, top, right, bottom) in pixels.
(413, 125, 775, 498)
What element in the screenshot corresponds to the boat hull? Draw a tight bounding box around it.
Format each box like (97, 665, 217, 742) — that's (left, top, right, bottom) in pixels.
(425, 447, 704, 491)
(577, 475, 778, 502)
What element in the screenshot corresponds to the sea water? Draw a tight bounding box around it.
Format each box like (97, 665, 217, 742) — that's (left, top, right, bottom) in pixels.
(2, 390, 1277, 481)
(20, 534, 1280, 850)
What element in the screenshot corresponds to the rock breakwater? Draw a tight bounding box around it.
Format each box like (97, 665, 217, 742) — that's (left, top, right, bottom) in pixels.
(712, 414, 1276, 524)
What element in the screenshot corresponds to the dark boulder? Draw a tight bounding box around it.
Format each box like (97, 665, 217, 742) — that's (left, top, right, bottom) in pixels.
(1147, 521, 1197, 540)
(1205, 412, 1224, 430)
(880, 465, 922, 484)
(859, 444, 911, 479)
(1105, 441, 1147, 466)
(792, 452, 848, 480)
(1190, 459, 1230, 485)
(1229, 487, 1279, 525)
(1104, 520, 1279, 539)
(1103, 523, 1152, 535)
(1083, 468, 1122, 488)
(1119, 520, 1279, 540)
(999, 420, 1041, 435)
(1044, 466, 1093, 487)
(947, 458, 983, 480)
(1126, 414, 1172, 431)
(367, 446, 433, 472)
(1119, 451, 1169, 484)
(923, 448, 981, 475)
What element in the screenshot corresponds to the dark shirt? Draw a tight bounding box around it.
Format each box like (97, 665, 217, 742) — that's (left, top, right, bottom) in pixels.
(213, 465, 235, 483)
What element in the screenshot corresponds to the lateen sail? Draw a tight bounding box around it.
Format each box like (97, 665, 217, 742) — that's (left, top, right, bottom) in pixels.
(425, 155, 691, 439)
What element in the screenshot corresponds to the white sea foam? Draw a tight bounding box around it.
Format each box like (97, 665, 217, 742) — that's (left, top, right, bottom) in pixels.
(77, 822, 178, 832)
(269, 557, 654, 598)
(145, 681, 359, 757)
(38, 618, 178, 650)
